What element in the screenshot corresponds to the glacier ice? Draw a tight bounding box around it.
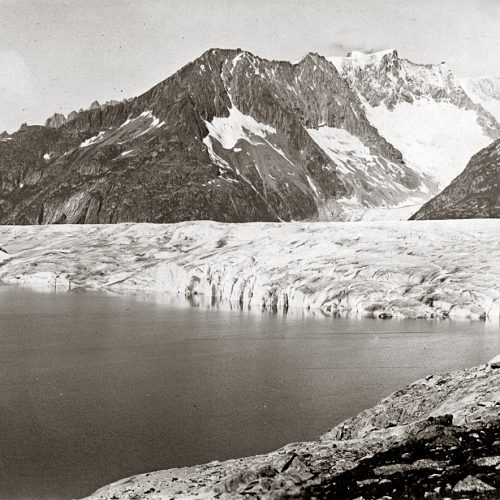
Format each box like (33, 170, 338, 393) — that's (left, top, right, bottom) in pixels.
(0, 220, 498, 321)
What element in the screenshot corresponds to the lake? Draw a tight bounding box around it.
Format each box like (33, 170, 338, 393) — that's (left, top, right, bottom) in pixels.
(0, 286, 498, 499)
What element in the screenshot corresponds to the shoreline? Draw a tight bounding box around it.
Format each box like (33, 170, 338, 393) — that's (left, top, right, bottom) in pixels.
(84, 356, 500, 499)
(0, 219, 499, 321)
(4, 282, 500, 326)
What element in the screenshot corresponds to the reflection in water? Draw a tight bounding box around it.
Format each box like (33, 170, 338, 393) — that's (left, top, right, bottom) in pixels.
(0, 286, 498, 499)
(15, 282, 500, 323)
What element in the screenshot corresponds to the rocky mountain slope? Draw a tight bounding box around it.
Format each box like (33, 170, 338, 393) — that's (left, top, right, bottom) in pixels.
(84, 357, 500, 499)
(330, 50, 500, 188)
(0, 49, 433, 225)
(412, 139, 500, 220)
(1, 48, 498, 224)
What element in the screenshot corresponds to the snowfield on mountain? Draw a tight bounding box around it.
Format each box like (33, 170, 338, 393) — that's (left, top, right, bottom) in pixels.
(365, 100, 491, 188)
(0, 219, 499, 321)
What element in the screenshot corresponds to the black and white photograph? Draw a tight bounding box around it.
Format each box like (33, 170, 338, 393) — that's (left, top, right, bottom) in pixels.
(0, 0, 499, 498)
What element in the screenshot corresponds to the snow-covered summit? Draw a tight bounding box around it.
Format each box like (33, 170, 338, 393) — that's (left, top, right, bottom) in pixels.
(327, 48, 500, 188)
(329, 48, 466, 110)
(328, 49, 397, 73)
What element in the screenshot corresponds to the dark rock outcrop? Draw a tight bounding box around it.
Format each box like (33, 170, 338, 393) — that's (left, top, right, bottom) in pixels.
(307, 419, 500, 499)
(44, 113, 67, 128)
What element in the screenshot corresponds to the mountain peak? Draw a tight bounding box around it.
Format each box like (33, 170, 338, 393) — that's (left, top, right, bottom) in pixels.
(198, 47, 247, 62)
(328, 49, 398, 72)
(45, 113, 67, 128)
(346, 48, 398, 62)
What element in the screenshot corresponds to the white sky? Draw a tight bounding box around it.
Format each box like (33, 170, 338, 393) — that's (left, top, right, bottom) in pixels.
(0, 0, 499, 132)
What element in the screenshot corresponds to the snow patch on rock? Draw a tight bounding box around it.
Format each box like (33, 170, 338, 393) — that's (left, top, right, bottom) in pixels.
(307, 126, 371, 171)
(203, 105, 276, 149)
(80, 131, 106, 148)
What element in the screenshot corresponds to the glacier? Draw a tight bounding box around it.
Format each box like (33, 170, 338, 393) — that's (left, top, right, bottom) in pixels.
(365, 99, 493, 188)
(0, 220, 499, 321)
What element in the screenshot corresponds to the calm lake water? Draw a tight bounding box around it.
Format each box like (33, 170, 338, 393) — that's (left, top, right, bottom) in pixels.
(0, 286, 498, 499)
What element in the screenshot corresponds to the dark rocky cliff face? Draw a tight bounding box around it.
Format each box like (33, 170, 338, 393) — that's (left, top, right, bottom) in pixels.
(45, 113, 67, 128)
(411, 139, 500, 220)
(0, 49, 428, 224)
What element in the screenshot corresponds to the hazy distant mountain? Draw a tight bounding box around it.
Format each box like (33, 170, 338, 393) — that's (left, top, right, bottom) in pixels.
(460, 77, 500, 122)
(0, 47, 497, 224)
(330, 49, 500, 188)
(411, 139, 500, 220)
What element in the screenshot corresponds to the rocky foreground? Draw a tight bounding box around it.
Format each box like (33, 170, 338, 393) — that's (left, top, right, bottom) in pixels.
(84, 356, 500, 499)
(0, 219, 499, 320)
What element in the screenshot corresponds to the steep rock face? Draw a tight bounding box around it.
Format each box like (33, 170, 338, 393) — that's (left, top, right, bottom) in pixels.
(45, 113, 67, 128)
(44, 101, 128, 128)
(330, 50, 500, 187)
(411, 139, 500, 220)
(0, 48, 434, 224)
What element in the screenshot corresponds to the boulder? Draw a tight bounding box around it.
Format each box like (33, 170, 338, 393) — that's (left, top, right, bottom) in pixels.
(474, 456, 500, 467)
(489, 354, 500, 369)
(452, 475, 496, 494)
